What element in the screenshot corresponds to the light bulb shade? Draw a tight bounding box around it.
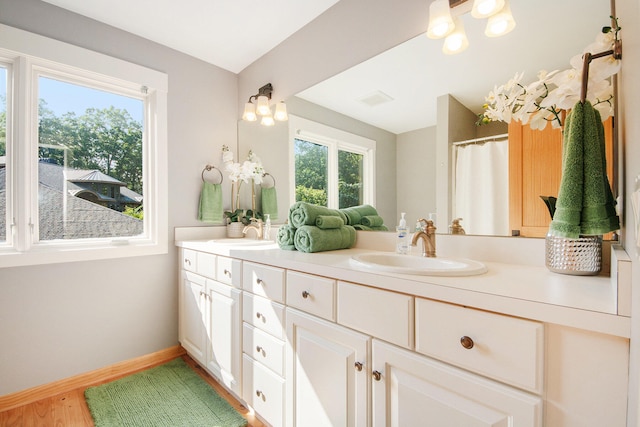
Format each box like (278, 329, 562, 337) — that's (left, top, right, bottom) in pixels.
(471, 0, 504, 18)
(242, 102, 257, 121)
(261, 113, 275, 127)
(256, 95, 271, 116)
(426, 0, 455, 39)
(274, 101, 288, 121)
(485, 0, 515, 37)
(442, 17, 469, 54)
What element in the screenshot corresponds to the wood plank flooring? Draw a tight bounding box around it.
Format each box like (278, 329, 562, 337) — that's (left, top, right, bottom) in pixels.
(0, 354, 266, 427)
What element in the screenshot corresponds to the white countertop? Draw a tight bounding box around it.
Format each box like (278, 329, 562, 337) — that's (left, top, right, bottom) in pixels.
(176, 235, 630, 338)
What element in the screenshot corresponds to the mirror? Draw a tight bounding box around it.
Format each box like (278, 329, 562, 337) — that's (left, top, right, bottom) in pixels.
(238, 0, 618, 237)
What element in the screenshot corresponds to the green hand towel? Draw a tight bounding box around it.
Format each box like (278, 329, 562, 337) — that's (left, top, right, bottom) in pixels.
(198, 182, 223, 223)
(340, 204, 379, 225)
(261, 186, 278, 220)
(361, 215, 384, 227)
(550, 101, 619, 238)
(276, 224, 297, 251)
(294, 225, 356, 253)
(289, 202, 347, 228)
(316, 215, 345, 229)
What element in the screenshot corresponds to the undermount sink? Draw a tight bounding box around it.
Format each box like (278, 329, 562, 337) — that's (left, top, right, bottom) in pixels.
(350, 253, 487, 277)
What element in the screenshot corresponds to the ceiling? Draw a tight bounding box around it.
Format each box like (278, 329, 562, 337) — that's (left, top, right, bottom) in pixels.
(42, 0, 340, 73)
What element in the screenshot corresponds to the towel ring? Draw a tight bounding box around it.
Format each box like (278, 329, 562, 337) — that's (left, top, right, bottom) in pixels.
(202, 165, 223, 184)
(261, 172, 276, 188)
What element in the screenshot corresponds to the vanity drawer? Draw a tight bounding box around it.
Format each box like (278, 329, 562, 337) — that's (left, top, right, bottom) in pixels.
(243, 293, 286, 340)
(243, 262, 285, 303)
(415, 298, 544, 393)
(217, 256, 242, 288)
(182, 248, 197, 272)
(196, 251, 216, 279)
(337, 281, 414, 349)
(243, 323, 285, 377)
(286, 271, 335, 321)
(243, 354, 285, 427)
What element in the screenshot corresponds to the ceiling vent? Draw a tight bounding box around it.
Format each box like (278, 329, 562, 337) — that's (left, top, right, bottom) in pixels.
(357, 90, 394, 107)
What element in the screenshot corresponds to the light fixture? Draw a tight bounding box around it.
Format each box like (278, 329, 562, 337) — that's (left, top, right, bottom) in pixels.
(484, 0, 516, 37)
(427, 0, 516, 54)
(242, 83, 288, 125)
(426, 0, 455, 39)
(443, 17, 469, 54)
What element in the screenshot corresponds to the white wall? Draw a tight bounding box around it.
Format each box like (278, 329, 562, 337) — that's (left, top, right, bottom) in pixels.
(0, 0, 237, 395)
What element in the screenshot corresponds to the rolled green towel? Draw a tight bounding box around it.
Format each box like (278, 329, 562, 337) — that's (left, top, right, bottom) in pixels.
(361, 215, 384, 227)
(294, 225, 356, 253)
(340, 204, 378, 225)
(198, 182, 223, 223)
(289, 202, 347, 228)
(276, 224, 297, 251)
(316, 215, 345, 229)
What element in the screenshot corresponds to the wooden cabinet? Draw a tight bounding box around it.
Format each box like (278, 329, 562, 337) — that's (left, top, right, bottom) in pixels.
(285, 308, 369, 427)
(372, 339, 542, 427)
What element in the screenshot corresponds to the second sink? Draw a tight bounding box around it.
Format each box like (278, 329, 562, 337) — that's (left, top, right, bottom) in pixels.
(350, 253, 487, 276)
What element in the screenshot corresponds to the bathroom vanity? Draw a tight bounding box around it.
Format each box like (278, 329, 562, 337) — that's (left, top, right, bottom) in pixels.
(176, 229, 631, 427)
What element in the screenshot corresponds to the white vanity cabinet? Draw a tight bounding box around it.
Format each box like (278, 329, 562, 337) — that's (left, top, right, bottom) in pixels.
(178, 249, 242, 397)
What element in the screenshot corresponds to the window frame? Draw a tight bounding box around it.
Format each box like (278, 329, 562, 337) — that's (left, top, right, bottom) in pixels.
(0, 24, 168, 268)
(288, 115, 376, 209)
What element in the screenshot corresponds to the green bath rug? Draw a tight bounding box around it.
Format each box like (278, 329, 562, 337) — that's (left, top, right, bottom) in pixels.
(85, 358, 247, 427)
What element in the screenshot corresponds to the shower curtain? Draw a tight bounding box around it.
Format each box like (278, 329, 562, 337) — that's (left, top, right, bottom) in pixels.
(454, 139, 509, 236)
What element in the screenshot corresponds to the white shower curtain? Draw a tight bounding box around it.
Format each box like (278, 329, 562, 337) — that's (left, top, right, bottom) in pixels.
(454, 139, 509, 236)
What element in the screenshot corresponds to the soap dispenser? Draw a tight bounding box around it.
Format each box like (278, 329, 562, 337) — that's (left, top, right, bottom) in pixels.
(396, 212, 409, 254)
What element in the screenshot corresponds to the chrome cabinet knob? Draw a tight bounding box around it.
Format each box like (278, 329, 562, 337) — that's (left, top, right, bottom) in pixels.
(460, 335, 474, 349)
(256, 278, 264, 285)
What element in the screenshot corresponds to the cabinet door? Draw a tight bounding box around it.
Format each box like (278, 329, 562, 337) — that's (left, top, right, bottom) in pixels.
(205, 279, 242, 397)
(286, 308, 370, 427)
(372, 340, 542, 427)
(179, 271, 207, 365)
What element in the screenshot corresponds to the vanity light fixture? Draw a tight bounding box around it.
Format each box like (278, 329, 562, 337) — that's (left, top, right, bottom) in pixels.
(427, 0, 516, 53)
(242, 83, 288, 125)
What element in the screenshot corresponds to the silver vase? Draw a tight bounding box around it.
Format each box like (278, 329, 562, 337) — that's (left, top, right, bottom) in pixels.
(545, 233, 602, 275)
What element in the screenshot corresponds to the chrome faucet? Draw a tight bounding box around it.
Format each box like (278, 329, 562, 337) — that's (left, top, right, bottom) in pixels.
(412, 218, 436, 257)
(242, 218, 263, 239)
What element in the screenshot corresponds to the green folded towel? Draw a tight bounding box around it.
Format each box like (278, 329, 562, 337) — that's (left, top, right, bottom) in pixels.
(315, 215, 345, 229)
(353, 224, 389, 231)
(549, 101, 619, 238)
(294, 225, 356, 253)
(276, 224, 297, 251)
(198, 182, 223, 223)
(289, 202, 347, 228)
(361, 215, 384, 227)
(261, 186, 278, 221)
(340, 204, 379, 225)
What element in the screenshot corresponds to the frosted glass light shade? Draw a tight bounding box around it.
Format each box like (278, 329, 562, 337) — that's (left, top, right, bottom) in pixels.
(261, 113, 275, 126)
(274, 101, 288, 121)
(256, 95, 271, 116)
(471, 0, 504, 18)
(485, 0, 516, 37)
(426, 0, 455, 39)
(242, 102, 257, 121)
(442, 17, 469, 54)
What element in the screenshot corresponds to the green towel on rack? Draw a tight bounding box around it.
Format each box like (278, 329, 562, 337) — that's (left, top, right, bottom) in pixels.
(549, 101, 619, 238)
(340, 205, 379, 225)
(276, 224, 296, 250)
(289, 202, 347, 228)
(198, 182, 223, 223)
(261, 186, 278, 221)
(315, 215, 345, 229)
(294, 225, 356, 253)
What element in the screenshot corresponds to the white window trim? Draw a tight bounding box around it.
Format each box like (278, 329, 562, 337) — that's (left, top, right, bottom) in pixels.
(288, 115, 376, 208)
(0, 24, 168, 268)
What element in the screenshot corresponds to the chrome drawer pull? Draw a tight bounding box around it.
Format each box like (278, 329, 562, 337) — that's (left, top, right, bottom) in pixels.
(256, 278, 264, 285)
(224, 269, 230, 276)
(460, 335, 474, 349)
(184, 258, 191, 265)
(256, 345, 265, 356)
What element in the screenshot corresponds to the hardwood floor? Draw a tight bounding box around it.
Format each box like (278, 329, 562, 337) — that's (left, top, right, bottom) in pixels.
(0, 354, 266, 427)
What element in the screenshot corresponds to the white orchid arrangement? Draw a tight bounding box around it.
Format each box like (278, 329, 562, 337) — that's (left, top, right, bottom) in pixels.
(478, 22, 621, 130)
(221, 145, 265, 223)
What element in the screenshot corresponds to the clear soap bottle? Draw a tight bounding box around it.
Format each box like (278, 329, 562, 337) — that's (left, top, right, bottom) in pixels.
(263, 214, 271, 240)
(396, 212, 409, 254)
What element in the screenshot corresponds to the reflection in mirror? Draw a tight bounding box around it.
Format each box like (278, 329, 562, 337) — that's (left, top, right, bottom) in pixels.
(238, 0, 618, 238)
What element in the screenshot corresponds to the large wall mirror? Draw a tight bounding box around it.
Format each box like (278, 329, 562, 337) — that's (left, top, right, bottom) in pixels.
(239, 0, 619, 238)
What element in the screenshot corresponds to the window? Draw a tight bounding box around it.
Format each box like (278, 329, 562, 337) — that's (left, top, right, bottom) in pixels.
(0, 24, 168, 267)
(289, 116, 375, 209)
